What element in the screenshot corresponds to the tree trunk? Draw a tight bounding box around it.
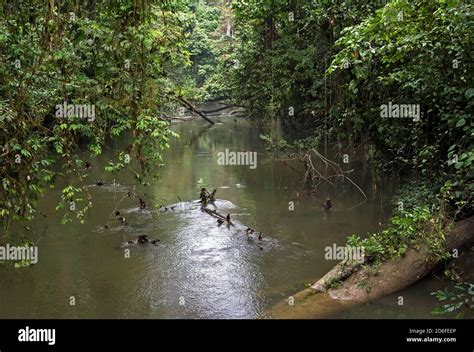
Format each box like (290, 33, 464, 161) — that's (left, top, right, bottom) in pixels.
(266, 216, 474, 318)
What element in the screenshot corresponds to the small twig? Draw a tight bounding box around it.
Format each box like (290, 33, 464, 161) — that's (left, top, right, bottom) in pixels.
(34, 225, 49, 245)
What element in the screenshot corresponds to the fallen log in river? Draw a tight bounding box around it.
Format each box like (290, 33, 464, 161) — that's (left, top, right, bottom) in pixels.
(266, 216, 474, 318)
(156, 189, 263, 246)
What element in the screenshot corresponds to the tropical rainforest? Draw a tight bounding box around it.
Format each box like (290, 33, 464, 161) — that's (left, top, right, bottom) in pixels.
(0, 0, 473, 320)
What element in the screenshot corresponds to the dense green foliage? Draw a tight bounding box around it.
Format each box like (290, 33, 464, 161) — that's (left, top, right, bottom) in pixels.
(185, 0, 233, 100)
(347, 206, 451, 262)
(0, 0, 472, 319)
(0, 0, 190, 229)
(223, 0, 473, 303)
(228, 0, 473, 215)
(431, 282, 474, 318)
(230, 0, 383, 134)
(330, 0, 473, 211)
(0, 0, 239, 231)
(1, 1, 472, 254)
(162, 0, 235, 100)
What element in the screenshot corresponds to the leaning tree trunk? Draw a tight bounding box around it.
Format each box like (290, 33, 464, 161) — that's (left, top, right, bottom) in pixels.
(266, 216, 474, 319)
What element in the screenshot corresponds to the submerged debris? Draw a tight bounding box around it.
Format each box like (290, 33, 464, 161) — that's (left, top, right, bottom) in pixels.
(123, 235, 160, 247)
(199, 187, 210, 204)
(117, 189, 269, 253)
(117, 216, 128, 226)
(199, 188, 218, 205)
(209, 189, 217, 202)
(323, 196, 332, 210)
(245, 227, 255, 235)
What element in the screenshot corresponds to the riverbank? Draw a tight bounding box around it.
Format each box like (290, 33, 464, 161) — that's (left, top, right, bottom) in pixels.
(267, 212, 474, 319)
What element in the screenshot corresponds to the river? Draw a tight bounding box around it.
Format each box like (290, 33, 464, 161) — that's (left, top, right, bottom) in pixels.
(0, 107, 451, 318)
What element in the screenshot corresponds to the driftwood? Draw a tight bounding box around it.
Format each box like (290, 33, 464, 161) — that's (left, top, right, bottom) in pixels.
(121, 235, 160, 248)
(177, 96, 215, 125)
(159, 189, 263, 245)
(167, 189, 236, 228)
(271, 149, 367, 205)
(267, 216, 474, 318)
(203, 208, 235, 227)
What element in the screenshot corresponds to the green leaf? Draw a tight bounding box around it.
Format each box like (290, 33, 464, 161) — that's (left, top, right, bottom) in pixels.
(465, 88, 474, 99)
(455, 118, 466, 128)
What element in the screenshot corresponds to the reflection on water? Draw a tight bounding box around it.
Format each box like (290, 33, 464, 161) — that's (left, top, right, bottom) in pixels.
(0, 108, 428, 319)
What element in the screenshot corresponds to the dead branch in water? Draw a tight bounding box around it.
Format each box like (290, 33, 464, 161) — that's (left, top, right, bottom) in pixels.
(275, 149, 367, 200)
(203, 208, 235, 227)
(176, 96, 215, 125)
